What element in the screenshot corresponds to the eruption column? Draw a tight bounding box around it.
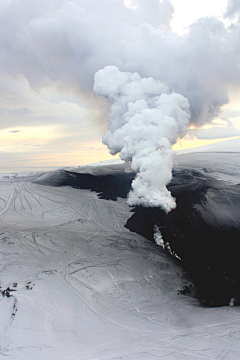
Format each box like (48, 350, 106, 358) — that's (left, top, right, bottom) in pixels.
(94, 66, 191, 212)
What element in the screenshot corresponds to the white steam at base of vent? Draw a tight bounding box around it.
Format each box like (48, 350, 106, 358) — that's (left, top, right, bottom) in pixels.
(94, 66, 191, 212)
(154, 225, 182, 260)
(153, 225, 165, 247)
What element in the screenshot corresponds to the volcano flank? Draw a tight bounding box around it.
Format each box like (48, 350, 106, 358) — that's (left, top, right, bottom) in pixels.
(36, 143, 240, 307)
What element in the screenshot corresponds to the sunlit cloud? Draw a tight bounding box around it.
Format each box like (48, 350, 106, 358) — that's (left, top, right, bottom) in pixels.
(170, 0, 229, 34)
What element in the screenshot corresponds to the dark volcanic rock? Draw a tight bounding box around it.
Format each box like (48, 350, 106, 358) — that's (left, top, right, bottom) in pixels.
(125, 169, 240, 306)
(36, 167, 135, 201)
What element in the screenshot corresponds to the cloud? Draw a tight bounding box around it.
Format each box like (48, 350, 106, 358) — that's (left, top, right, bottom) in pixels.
(225, 0, 240, 18)
(0, 73, 107, 132)
(194, 126, 240, 139)
(1, 0, 240, 127)
(220, 108, 240, 120)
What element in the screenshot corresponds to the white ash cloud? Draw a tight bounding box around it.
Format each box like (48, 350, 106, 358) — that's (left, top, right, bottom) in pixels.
(94, 66, 190, 211)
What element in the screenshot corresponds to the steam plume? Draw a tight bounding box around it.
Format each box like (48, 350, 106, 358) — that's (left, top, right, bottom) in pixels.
(94, 66, 190, 211)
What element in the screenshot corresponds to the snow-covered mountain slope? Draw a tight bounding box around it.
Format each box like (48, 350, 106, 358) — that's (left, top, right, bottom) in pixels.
(174, 139, 240, 184)
(1, 140, 240, 359)
(176, 137, 240, 154)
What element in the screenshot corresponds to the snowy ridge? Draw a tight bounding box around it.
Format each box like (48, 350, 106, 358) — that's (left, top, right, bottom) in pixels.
(175, 137, 240, 154)
(174, 143, 240, 184)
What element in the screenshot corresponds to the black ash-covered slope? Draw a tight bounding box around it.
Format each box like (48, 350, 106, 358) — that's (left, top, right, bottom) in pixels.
(36, 163, 135, 201)
(35, 156, 240, 307)
(126, 168, 240, 306)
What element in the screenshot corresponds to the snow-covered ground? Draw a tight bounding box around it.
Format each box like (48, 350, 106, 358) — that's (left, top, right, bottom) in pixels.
(1, 140, 240, 360)
(174, 138, 240, 183)
(175, 137, 240, 154)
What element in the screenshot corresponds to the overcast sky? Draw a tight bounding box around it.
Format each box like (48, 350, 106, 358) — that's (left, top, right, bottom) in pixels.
(1, 0, 240, 172)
